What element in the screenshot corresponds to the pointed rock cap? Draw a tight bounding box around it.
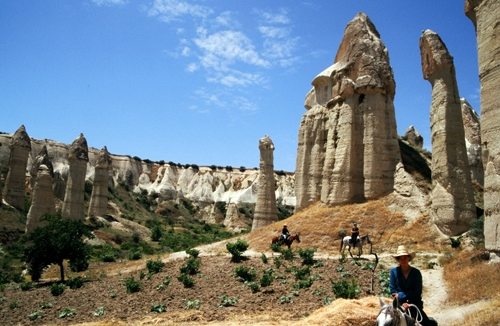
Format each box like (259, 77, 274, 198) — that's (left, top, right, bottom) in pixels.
(68, 133, 89, 161)
(95, 146, 112, 169)
(259, 135, 275, 151)
(10, 125, 31, 149)
(419, 29, 454, 80)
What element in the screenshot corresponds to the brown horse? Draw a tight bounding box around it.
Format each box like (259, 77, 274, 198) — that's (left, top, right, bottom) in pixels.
(271, 232, 301, 249)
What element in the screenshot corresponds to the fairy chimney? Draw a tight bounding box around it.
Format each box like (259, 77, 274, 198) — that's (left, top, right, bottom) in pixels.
(61, 133, 89, 220)
(419, 29, 476, 236)
(465, 0, 500, 252)
(295, 13, 401, 211)
(461, 98, 483, 186)
(252, 135, 278, 230)
(2, 125, 31, 210)
(25, 165, 56, 233)
(29, 145, 54, 191)
(88, 146, 112, 217)
(404, 126, 424, 148)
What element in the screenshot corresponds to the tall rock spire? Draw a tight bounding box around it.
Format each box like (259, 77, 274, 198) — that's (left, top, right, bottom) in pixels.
(465, 0, 500, 253)
(89, 146, 112, 217)
(419, 29, 476, 236)
(252, 135, 278, 230)
(62, 133, 89, 220)
(2, 125, 31, 210)
(295, 13, 400, 211)
(26, 164, 56, 233)
(29, 145, 54, 191)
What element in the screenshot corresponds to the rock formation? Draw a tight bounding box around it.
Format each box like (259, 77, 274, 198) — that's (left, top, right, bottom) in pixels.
(461, 98, 483, 185)
(465, 0, 500, 253)
(25, 165, 56, 233)
(419, 29, 476, 236)
(404, 126, 424, 148)
(295, 12, 401, 211)
(29, 145, 54, 191)
(252, 135, 278, 230)
(2, 125, 31, 210)
(89, 146, 112, 217)
(61, 134, 89, 220)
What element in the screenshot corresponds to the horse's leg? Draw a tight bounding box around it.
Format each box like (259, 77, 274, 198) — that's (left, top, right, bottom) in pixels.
(347, 244, 354, 258)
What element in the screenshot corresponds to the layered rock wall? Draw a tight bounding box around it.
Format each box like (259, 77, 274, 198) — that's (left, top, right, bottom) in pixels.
(295, 13, 401, 211)
(2, 125, 31, 210)
(62, 134, 89, 220)
(252, 135, 279, 230)
(419, 30, 476, 236)
(461, 98, 483, 185)
(465, 0, 500, 251)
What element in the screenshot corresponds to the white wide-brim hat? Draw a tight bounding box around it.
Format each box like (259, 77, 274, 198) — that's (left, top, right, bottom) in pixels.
(392, 245, 416, 261)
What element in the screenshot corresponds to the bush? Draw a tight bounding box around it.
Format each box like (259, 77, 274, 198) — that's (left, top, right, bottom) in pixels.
(146, 259, 165, 275)
(101, 253, 116, 262)
(293, 266, 311, 280)
(66, 276, 84, 289)
(378, 269, 391, 297)
(294, 277, 313, 289)
(177, 273, 194, 288)
(151, 226, 163, 242)
(128, 250, 142, 260)
(50, 283, 66, 296)
(179, 257, 201, 275)
(281, 248, 295, 261)
(20, 282, 33, 291)
(260, 268, 274, 287)
(124, 275, 141, 293)
(233, 265, 257, 282)
(226, 239, 249, 259)
(150, 303, 167, 313)
(186, 299, 200, 310)
(217, 295, 238, 307)
(239, 166, 246, 172)
(185, 248, 200, 258)
(246, 281, 259, 293)
(298, 247, 317, 265)
(270, 242, 282, 253)
(261, 252, 268, 264)
(330, 278, 360, 299)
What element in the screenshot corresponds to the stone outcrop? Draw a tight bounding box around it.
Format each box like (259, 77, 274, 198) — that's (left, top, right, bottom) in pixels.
(29, 145, 54, 191)
(25, 165, 56, 233)
(465, 0, 500, 252)
(295, 12, 401, 211)
(404, 126, 423, 148)
(461, 98, 483, 185)
(419, 29, 476, 236)
(2, 125, 31, 210)
(62, 134, 89, 220)
(252, 135, 279, 230)
(89, 146, 112, 217)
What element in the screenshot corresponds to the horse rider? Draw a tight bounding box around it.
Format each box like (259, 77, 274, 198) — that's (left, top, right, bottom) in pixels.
(350, 222, 359, 245)
(280, 224, 290, 243)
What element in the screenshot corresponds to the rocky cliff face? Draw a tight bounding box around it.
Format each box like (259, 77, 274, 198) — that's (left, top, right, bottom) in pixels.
(461, 98, 483, 186)
(465, 0, 500, 252)
(0, 134, 295, 231)
(295, 13, 401, 211)
(25, 165, 55, 233)
(88, 146, 112, 217)
(420, 29, 476, 236)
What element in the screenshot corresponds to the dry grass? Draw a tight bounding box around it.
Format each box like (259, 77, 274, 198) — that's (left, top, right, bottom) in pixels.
(443, 248, 500, 306)
(448, 295, 500, 326)
(243, 197, 446, 255)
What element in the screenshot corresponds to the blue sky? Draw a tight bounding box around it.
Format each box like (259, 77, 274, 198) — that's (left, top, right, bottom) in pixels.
(1, 1, 480, 172)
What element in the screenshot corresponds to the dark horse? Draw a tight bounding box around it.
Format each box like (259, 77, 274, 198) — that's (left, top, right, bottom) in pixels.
(271, 232, 301, 249)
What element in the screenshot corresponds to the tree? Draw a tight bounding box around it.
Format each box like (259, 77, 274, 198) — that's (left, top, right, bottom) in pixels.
(24, 212, 94, 282)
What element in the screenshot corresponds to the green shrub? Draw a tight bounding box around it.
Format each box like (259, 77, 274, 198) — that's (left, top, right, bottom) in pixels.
(28, 310, 43, 320)
(179, 257, 201, 275)
(101, 253, 116, 263)
(281, 248, 295, 261)
(270, 242, 281, 253)
(185, 248, 200, 258)
(128, 250, 142, 260)
(155, 276, 171, 290)
(260, 268, 274, 287)
(20, 282, 33, 291)
(150, 303, 167, 313)
(11, 273, 24, 283)
(217, 295, 238, 307)
(293, 266, 311, 280)
(274, 256, 282, 269)
(66, 276, 84, 289)
(177, 273, 194, 288)
(330, 278, 360, 299)
(294, 277, 313, 289)
(261, 252, 268, 263)
(226, 239, 249, 259)
(59, 307, 76, 318)
(124, 275, 141, 293)
(186, 299, 200, 310)
(93, 306, 105, 316)
(151, 226, 163, 242)
(146, 259, 164, 275)
(50, 283, 66, 296)
(378, 269, 391, 297)
(246, 281, 259, 293)
(233, 265, 256, 282)
(298, 247, 317, 265)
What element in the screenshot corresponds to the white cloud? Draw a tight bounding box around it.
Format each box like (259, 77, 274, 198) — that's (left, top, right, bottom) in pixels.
(194, 30, 270, 71)
(214, 11, 239, 28)
(186, 63, 198, 72)
(92, 0, 126, 6)
(258, 26, 289, 39)
(195, 89, 226, 107)
(148, 0, 213, 22)
(256, 8, 290, 24)
(181, 46, 191, 56)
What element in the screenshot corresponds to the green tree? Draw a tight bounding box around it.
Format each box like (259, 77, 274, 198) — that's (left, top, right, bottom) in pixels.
(24, 212, 94, 282)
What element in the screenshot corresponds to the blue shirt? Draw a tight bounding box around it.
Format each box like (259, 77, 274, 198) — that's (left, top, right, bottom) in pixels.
(389, 266, 423, 305)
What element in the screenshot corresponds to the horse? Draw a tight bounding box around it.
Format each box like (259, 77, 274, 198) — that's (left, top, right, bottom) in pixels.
(271, 232, 301, 249)
(339, 234, 371, 258)
(376, 297, 420, 326)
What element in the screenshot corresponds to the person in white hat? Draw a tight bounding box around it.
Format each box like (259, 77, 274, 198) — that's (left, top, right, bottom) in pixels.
(389, 245, 436, 326)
